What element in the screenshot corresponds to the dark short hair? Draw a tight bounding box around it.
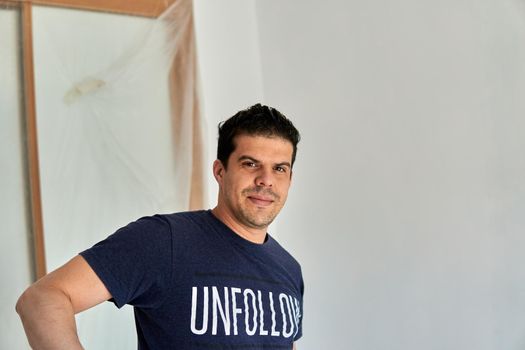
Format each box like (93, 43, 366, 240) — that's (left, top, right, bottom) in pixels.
(217, 103, 301, 168)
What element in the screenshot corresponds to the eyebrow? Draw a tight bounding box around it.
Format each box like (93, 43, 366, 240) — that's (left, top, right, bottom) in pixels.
(238, 155, 259, 163)
(275, 161, 292, 169)
(238, 155, 291, 168)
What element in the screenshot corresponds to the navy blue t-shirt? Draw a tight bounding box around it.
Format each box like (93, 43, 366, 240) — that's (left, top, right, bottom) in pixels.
(80, 210, 303, 349)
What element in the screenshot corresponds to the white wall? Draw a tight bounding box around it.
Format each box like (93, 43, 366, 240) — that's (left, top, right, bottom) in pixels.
(193, 0, 264, 207)
(255, 1, 525, 349)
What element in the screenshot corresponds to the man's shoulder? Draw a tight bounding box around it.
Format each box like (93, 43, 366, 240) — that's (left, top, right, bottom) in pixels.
(110, 210, 210, 242)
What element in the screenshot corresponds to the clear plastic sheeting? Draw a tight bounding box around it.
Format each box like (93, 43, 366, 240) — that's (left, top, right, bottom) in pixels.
(31, 0, 203, 347)
(0, 7, 34, 350)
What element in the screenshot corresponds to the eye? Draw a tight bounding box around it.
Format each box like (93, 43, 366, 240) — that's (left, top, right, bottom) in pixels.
(242, 161, 257, 168)
(274, 166, 287, 173)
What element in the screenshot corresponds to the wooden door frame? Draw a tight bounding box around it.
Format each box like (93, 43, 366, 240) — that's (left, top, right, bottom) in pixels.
(6, 0, 176, 17)
(2, 0, 176, 280)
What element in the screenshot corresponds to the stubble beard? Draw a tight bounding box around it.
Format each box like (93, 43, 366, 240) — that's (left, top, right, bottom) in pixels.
(236, 188, 283, 229)
(237, 205, 278, 229)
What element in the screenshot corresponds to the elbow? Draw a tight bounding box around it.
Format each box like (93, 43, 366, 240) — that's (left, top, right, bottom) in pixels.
(16, 284, 45, 319)
(16, 287, 33, 317)
(16, 282, 74, 318)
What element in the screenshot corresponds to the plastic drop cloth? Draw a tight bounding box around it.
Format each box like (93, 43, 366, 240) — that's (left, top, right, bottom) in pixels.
(31, 0, 204, 347)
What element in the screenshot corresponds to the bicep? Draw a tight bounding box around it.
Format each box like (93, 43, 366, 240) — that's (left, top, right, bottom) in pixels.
(34, 255, 112, 313)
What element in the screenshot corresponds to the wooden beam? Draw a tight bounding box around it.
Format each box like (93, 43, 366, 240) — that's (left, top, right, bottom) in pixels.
(10, 0, 176, 17)
(0, 0, 19, 9)
(21, 2, 47, 280)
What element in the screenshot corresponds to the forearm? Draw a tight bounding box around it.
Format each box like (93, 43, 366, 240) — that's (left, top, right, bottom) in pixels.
(16, 285, 83, 350)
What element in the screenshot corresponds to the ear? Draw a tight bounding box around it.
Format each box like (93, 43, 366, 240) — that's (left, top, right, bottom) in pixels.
(213, 159, 225, 184)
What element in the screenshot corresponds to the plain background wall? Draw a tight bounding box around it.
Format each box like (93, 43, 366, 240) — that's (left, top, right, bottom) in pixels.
(255, 0, 525, 349)
(193, 0, 264, 207)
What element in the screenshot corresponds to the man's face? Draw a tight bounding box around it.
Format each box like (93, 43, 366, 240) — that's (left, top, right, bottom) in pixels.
(214, 134, 294, 231)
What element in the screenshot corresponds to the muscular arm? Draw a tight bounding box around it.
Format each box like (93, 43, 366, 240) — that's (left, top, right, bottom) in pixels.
(16, 255, 111, 350)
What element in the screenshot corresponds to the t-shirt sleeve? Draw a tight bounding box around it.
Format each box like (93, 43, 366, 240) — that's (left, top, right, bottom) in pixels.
(80, 215, 173, 309)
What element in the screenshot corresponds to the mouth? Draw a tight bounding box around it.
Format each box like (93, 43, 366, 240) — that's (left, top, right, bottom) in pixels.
(247, 195, 274, 207)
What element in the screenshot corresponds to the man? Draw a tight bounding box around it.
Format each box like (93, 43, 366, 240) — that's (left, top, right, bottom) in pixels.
(16, 104, 304, 349)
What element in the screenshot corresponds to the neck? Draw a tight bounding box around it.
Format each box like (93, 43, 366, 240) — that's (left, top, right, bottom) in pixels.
(211, 206, 267, 244)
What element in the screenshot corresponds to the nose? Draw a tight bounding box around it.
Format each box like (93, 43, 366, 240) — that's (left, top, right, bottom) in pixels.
(255, 168, 273, 187)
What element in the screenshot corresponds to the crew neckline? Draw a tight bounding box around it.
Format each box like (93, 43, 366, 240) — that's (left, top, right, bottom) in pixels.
(204, 209, 272, 250)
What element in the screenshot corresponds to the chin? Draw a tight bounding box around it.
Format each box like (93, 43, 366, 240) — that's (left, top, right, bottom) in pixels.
(247, 214, 278, 229)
